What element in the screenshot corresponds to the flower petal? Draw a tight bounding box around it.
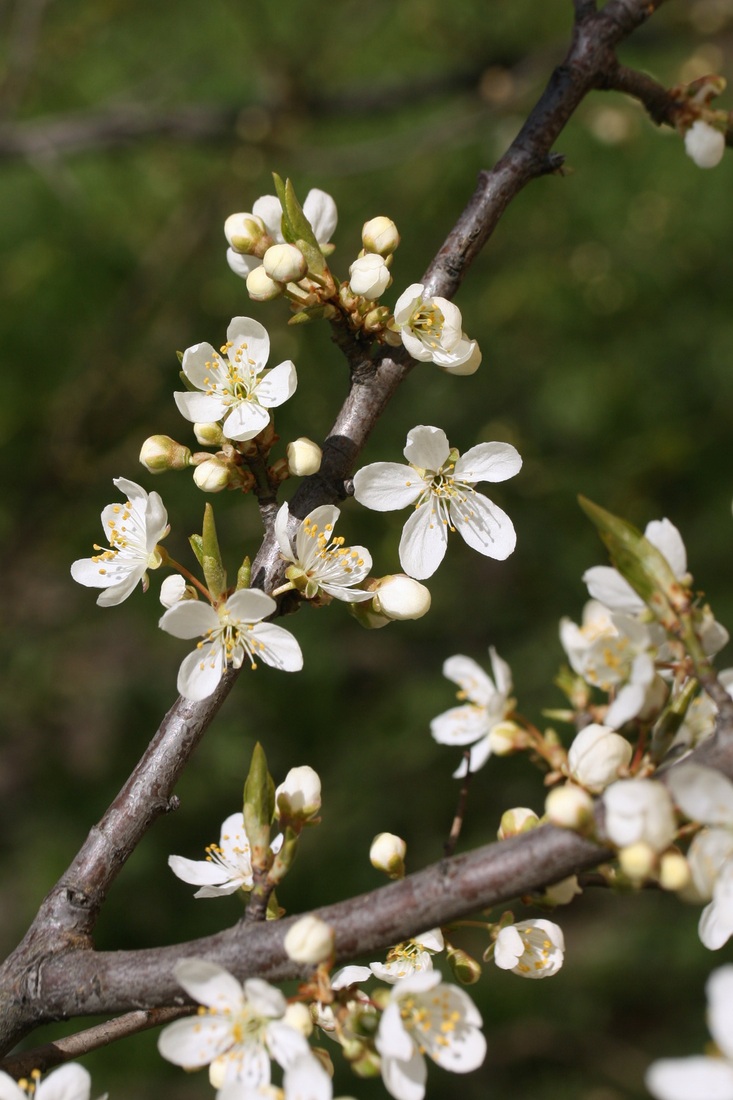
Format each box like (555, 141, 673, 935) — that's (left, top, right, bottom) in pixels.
(225, 589, 277, 623)
(454, 442, 522, 484)
(178, 642, 226, 700)
(403, 425, 450, 471)
(442, 654, 496, 705)
(255, 360, 297, 409)
(667, 764, 733, 828)
(174, 958, 245, 1010)
(223, 401, 270, 442)
(399, 501, 448, 580)
(36, 1064, 92, 1100)
(303, 188, 337, 243)
(380, 1051, 427, 1100)
(226, 317, 270, 371)
(274, 502, 294, 561)
(159, 601, 219, 639)
(646, 1057, 733, 1100)
(353, 463, 423, 511)
(168, 855, 233, 887)
(175, 390, 227, 424)
(431, 705, 490, 746)
(451, 493, 516, 561)
(251, 623, 303, 672)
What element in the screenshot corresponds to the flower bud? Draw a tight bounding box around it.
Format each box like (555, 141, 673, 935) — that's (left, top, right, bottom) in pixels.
(276, 766, 321, 823)
(287, 437, 323, 476)
(193, 422, 225, 447)
(263, 243, 308, 283)
(159, 574, 192, 608)
(369, 832, 406, 878)
(619, 841, 656, 882)
(446, 946, 482, 985)
(498, 807, 539, 839)
(371, 575, 431, 621)
(283, 1001, 314, 1037)
(362, 306, 392, 333)
(284, 914, 335, 966)
(246, 265, 284, 301)
(488, 720, 527, 756)
(139, 435, 191, 473)
(362, 216, 400, 256)
(348, 253, 392, 300)
(193, 457, 232, 493)
(567, 723, 632, 793)
(224, 212, 268, 254)
(659, 851, 691, 892)
(684, 119, 725, 168)
(542, 875, 582, 906)
(545, 784, 594, 830)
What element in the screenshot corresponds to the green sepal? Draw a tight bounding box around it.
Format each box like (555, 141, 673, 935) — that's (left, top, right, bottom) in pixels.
(650, 677, 700, 763)
(243, 742, 275, 869)
(176, 349, 184, 364)
(189, 533, 204, 568)
(446, 946, 482, 985)
(295, 236, 327, 279)
(202, 503, 227, 602)
(288, 305, 328, 326)
(265, 891, 285, 920)
(236, 556, 251, 590)
(268, 824, 300, 885)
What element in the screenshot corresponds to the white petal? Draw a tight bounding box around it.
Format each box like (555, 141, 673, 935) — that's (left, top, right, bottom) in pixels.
(283, 1055, 333, 1100)
(430, 1025, 486, 1074)
(264, 1021, 310, 1070)
(274, 502, 294, 561)
(244, 978, 287, 1018)
(400, 328, 434, 362)
(667, 765, 733, 827)
(646, 1057, 733, 1100)
(646, 518, 687, 577)
(494, 926, 523, 969)
(489, 647, 513, 696)
(252, 194, 284, 240)
(709, 966, 733, 1060)
(225, 589, 277, 623)
(451, 493, 516, 560)
(255, 360, 297, 408)
(353, 463, 423, 511)
(454, 442, 522, 485)
(177, 642, 225, 701)
(393, 284, 424, 324)
(159, 600, 219, 639)
(226, 317, 270, 370)
(431, 704, 490, 746)
(583, 565, 642, 613)
(226, 248, 260, 279)
(182, 342, 221, 388)
(442, 654, 496, 705)
(303, 188, 338, 243)
(158, 1015, 234, 1067)
(453, 736, 493, 776)
(0, 1075, 23, 1100)
(168, 855, 233, 887)
(251, 623, 303, 672)
(399, 502, 448, 580)
(96, 566, 145, 607)
(223, 401, 270, 442)
(36, 1065, 92, 1100)
(403, 425, 450, 471)
(175, 390, 227, 424)
(699, 899, 733, 950)
(330, 965, 372, 988)
(377, 1003, 415, 1062)
(380, 1051, 427, 1100)
(174, 958, 245, 1009)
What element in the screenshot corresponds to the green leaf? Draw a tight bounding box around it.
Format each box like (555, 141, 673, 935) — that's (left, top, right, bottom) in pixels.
(295, 236, 326, 279)
(243, 742, 275, 866)
(236, 556, 251, 590)
(188, 533, 204, 568)
(202, 503, 227, 602)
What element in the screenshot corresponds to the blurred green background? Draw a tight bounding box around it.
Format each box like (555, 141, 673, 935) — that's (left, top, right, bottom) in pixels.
(1, 0, 733, 1097)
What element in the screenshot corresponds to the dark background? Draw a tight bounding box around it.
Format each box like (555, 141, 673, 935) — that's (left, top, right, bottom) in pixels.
(1, 1, 732, 1097)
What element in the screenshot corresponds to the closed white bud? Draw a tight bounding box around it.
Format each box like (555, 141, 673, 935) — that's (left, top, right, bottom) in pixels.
(602, 778, 676, 852)
(545, 784, 594, 830)
(371, 575, 431, 621)
(139, 435, 191, 473)
(276, 765, 322, 822)
(284, 915, 335, 966)
(488, 720, 527, 755)
(498, 807, 539, 839)
(369, 832, 406, 878)
(159, 574, 189, 608)
(224, 212, 268, 254)
(684, 119, 725, 168)
(263, 243, 308, 284)
(193, 457, 231, 493)
(543, 875, 582, 906)
(193, 422, 225, 446)
(659, 851, 691, 892)
(362, 216, 400, 256)
(619, 841, 656, 881)
(287, 437, 322, 476)
(246, 265, 284, 301)
(567, 723, 632, 793)
(348, 253, 392, 300)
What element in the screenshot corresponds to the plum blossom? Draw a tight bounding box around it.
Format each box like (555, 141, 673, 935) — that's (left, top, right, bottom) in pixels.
(369, 929, 444, 984)
(174, 317, 297, 443)
(226, 189, 337, 280)
(275, 503, 372, 602)
(431, 647, 515, 777)
(567, 723, 632, 792)
(684, 119, 726, 169)
(71, 477, 169, 607)
(159, 589, 303, 701)
(602, 778, 676, 853)
(353, 425, 521, 580)
(158, 959, 315, 1089)
(348, 253, 391, 299)
(494, 919, 565, 979)
(0, 1064, 99, 1100)
(375, 970, 486, 1100)
(646, 965, 733, 1100)
(391, 284, 480, 375)
(169, 812, 253, 898)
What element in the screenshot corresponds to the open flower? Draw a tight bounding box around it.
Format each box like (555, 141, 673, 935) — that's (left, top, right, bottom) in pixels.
(353, 425, 521, 580)
(275, 503, 372, 602)
(159, 589, 303, 701)
(174, 317, 297, 443)
(71, 477, 169, 606)
(494, 919, 565, 979)
(158, 959, 313, 1088)
(370, 929, 444, 984)
(431, 647, 515, 776)
(169, 812, 253, 898)
(375, 970, 486, 1100)
(391, 284, 480, 374)
(0, 1064, 98, 1100)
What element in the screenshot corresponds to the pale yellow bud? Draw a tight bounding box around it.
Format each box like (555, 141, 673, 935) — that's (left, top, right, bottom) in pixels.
(284, 915, 334, 966)
(224, 212, 268, 254)
(263, 243, 308, 283)
(498, 807, 539, 839)
(246, 265, 284, 301)
(193, 457, 231, 493)
(139, 435, 191, 473)
(371, 575, 431, 621)
(369, 832, 406, 878)
(619, 841, 656, 882)
(659, 851, 691, 892)
(361, 216, 400, 256)
(283, 1001, 313, 1037)
(287, 437, 323, 476)
(545, 784, 594, 830)
(193, 422, 225, 446)
(488, 720, 527, 756)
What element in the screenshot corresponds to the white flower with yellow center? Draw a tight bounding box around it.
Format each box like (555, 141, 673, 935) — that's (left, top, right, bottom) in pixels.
(169, 812, 253, 898)
(375, 970, 486, 1100)
(175, 317, 297, 443)
(370, 929, 444, 984)
(158, 959, 313, 1089)
(494, 919, 565, 979)
(159, 589, 303, 701)
(392, 284, 481, 375)
(353, 425, 521, 580)
(71, 477, 169, 606)
(431, 647, 514, 777)
(274, 503, 373, 602)
(0, 1064, 98, 1100)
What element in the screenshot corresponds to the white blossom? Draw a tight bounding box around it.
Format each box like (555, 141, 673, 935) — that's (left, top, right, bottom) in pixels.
(175, 317, 297, 443)
(0, 1064, 98, 1100)
(286, 438, 322, 477)
(494, 919, 565, 979)
(158, 959, 314, 1089)
(370, 575, 431, 621)
(71, 477, 169, 606)
(169, 812, 253, 898)
(567, 723, 632, 792)
(263, 244, 308, 284)
(392, 283, 481, 374)
(159, 589, 303, 701)
(375, 970, 486, 1100)
(583, 519, 689, 615)
(684, 119, 726, 168)
(370, 929, 444, 984)
(159, 574, 188, 608)
(275, 765, 322, 822)
(646, 965, 733, 1099)
(353, 425, 521, 580)
(348, 253, 392, 299)
(362, 216, 400, 255)
(275, 503, 372, 602)
(431, 647, 515, 777)
(602, 778, 676, 852)
(370, 832, 407, 877)
(284, 915, 334, 965)
(226, 189, 337, 281)
(545, 784, 594, 830)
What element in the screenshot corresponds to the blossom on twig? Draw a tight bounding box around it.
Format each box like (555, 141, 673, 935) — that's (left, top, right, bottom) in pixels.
(391, 283, 480, 374)
(275, 503, 372, 602)
(431, 647, 514, 776)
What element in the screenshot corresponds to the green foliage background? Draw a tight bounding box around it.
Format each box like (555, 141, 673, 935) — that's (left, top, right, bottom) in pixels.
(1, 1, 732, 1097)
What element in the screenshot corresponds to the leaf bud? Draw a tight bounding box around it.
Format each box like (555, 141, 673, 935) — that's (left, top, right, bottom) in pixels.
(284, 914, 335, 965)
(193, 422, 225, 446)
(369, 832, 406, 879)
(362, 216, 400, 256)
(498, 807, 540, 839)
(348, 253, 392, 300)
(275, 765, 322, 824)
(263, 243, 308, 284)
(446, 946, 482, 985)
(224, 212, 269, 254)
(545, 784, 594, 830)
(193, 456, 232, 493)
(139, 435, 191, 473)
(246, 265, 284, 301)
(287, 437, 323, 476)
(370, 575, 431, 621)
